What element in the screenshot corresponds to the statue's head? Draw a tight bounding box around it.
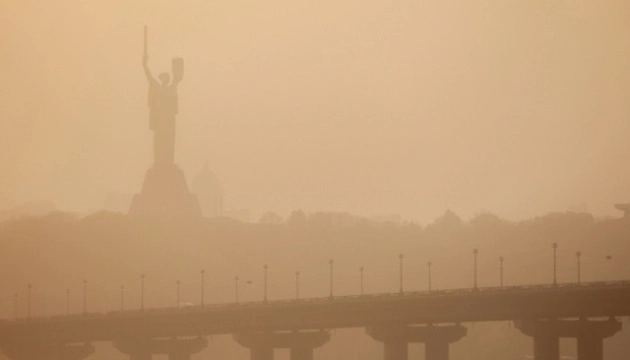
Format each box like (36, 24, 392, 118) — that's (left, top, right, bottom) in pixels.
(159, 72, 170, 86)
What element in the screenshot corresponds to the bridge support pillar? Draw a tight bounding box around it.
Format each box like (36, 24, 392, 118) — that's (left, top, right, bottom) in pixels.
(426, 339, 458, 360)
(1, 343, 95, 360)
(367, 324, 467, 360)
(383, 339, 408, 360)
(131, 354, 151, 360)
(114, 337, 207, 360)
(516, 318, 621, 360)
(577, 335, 604, 360)
(533, 335, 559, 360)
(234, 330, 330, 360)
(250, 345, 273, 360)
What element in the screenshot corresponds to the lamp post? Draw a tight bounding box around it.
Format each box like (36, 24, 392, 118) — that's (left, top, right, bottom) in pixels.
(329, 259, 334, 299)
(576, 251, 582, 284)
(66, 289, 70, 316)
(235, 276, 239, 303)
(428, 261, 433, 292)
(27, 284, 31, 320)
(499, 256, 504, 288)
(359, 266, 364, 296)
(473, 249, 479, 290)
(176, 280, 180, 308)
(296, 271, 300, 300)
(82, 280, 87, 315)
(120, 284, 124, 312)
(140, 274, 145, 311)
(200, 269, 205, 307)
(399, 254, 404, 295)
(552, 243, 558, 286)
(263, 264, 268, 303)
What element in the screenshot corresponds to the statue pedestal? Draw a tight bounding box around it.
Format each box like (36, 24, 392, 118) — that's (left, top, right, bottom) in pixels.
(129, 163, 202, 219)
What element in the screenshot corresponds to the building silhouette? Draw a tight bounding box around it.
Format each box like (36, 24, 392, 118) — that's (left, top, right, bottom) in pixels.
(191, 163, 224, 218)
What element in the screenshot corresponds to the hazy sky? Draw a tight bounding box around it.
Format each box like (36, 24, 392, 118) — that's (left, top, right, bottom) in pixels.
(1, 0, 629, 222)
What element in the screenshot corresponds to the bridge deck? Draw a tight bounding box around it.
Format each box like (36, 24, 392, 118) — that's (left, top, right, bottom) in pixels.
(1, 281, 629, 344)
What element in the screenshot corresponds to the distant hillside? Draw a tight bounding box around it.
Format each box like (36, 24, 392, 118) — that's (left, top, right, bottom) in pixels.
(0, 209, 628, 360)
(0, 200, 58, 222)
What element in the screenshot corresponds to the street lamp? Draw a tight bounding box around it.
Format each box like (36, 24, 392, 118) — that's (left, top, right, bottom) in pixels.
(428, 261, 433, 292)
(576, 251, 582, 284)
(552, 243, 558, 286)
(200, 269, 205, 307)
(359, 266, 364, 296)
(120, 284, 124, 312)
(499, 256, 504, 288)
(82, 280, 87, 315)
(140, 274, 145, 311)
(473, 249, 479, 290)
(263, 264, 268, 303)
(27, 284, 31, 320)
(329, 259, 334, 299)
(399, 254, 404, 295)
(176, 280, 180, 308)
(296, 271, 300, 300)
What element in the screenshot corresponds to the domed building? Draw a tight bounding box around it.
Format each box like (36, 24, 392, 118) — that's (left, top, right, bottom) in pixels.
(191, 163, 224, 218)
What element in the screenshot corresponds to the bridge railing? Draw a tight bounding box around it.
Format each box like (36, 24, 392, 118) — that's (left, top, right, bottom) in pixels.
(5, 280, 630, 324)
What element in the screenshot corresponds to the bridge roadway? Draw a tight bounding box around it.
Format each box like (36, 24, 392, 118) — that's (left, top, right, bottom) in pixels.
(1, 281, 629, 360)
(0, 281, 630, 360)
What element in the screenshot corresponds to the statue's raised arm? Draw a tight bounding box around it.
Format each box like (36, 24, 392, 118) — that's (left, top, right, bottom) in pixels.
(143, 26, 157, 86)
(143, 55, 157, 86)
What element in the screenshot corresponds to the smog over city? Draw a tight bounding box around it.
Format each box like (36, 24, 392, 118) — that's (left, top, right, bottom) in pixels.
(1, 1, 630, 360)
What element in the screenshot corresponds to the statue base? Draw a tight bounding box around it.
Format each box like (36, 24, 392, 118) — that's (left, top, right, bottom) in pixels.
(129, 163, 202, 219)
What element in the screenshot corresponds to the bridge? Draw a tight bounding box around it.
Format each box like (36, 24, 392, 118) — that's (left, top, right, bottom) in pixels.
(0, 281, 628, 360)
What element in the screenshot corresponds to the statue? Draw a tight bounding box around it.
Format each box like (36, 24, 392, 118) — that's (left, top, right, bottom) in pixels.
(142, 26, 183, 165)
(129, 27, 201, 218)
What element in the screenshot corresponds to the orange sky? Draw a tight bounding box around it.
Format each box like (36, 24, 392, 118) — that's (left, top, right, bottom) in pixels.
(1, 0, 630, 222)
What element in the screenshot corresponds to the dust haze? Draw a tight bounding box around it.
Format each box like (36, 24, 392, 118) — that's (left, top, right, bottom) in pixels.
(2, 0, 630, 222)
(2, 2, 630, 360)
